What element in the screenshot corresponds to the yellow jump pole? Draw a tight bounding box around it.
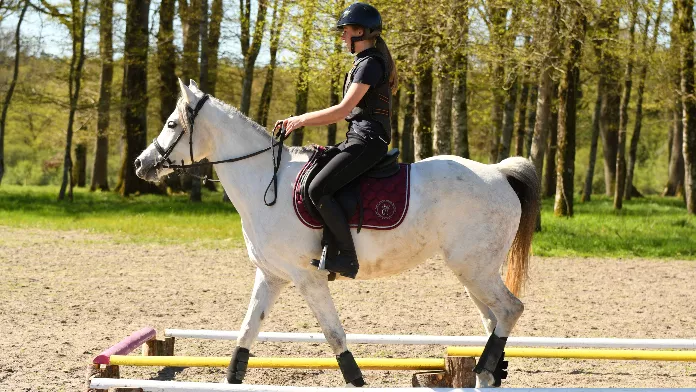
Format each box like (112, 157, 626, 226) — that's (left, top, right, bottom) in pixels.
(446, 347, 696, 362)
(108, 355, 445, 370)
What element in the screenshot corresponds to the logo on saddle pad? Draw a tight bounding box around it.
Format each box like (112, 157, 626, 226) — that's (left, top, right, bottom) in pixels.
(375, 200, 396, 220)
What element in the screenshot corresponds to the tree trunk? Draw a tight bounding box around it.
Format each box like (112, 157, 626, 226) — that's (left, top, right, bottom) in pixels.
(499, 77, 518, 161)
(554, 11, 586, 217)
(664, 6, 685, 197)
(515, 67, 530, 156)
(180, 0, 201, 83)
(239, 0, 269, 115)
(679, 0, 696, 213)
(402, 79, 416, 163)
(291, 2, 316, 146)
(72, 143, 87, 187)
(453, 53, 469, 159)
(626, 0, 664, 200)
(414, 61, 434, 161)
(59, 0, 89, 201)
(0, 1, 28, 185)
(326, 0, 343, 145)
(525, 82, 538, 157)
(391, 89, 400, 151)
(597, 3, 621, 196)
(256, 0, 285, 127)
(614, 0, 637, 210)
(116, 0, 156, 197)
(544, 93, 558, 198)
(582, 81, 602, 202)
(529, 2, 560, 184)
(158, 0, 177, 124)
(189, 0, 210, 202)
(91, 0, 113, 191)
(488, 6, 508, 163)
(208, 0, 223, 95)
(665, 104, 685, 196)
(434, 51, 453, 155)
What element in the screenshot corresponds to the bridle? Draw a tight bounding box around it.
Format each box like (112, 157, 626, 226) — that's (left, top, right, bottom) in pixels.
(150, 93, 287, 206)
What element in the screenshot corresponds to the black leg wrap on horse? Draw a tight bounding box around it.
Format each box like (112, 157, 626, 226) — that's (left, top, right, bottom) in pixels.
(336, 350, 365, 387)
(226, 347, 250, 384)
(473, 333, 508, 386)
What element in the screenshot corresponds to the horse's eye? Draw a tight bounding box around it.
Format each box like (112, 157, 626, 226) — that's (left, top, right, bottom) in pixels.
(167, 121, 177, 128)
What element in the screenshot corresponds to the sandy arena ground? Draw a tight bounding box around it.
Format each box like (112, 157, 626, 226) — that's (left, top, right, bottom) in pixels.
(1, 226, 695, 391)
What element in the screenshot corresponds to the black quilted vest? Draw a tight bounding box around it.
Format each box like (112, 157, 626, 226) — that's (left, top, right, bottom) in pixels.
(343, 48, 391, 143)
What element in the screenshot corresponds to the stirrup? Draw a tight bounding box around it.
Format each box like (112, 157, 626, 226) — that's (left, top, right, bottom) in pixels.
(311, 245, 358, 279)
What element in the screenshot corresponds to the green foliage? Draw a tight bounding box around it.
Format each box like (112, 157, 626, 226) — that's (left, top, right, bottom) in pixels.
(1, 185, 693, 258)
(536, 195, 695, 258)
(0, 185, 244, 248)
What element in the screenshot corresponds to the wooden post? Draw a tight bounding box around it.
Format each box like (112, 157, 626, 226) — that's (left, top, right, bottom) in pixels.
(142, 338, 164, 356)
(445, 356, 476, 387)
(164, 336, 175, 356)
(412, 371, 451, 387)
(412, 356, 476, 388)
(86, 363, 119, 392)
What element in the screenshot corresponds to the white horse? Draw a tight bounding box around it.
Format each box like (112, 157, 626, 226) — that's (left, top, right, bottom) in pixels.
(135, 80, 539, 388)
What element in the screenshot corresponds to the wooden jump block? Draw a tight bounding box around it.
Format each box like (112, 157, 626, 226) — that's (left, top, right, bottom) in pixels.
(142, 336, 175, 357)
(86, 364, 119, 392)
(411, 356, 476, 388)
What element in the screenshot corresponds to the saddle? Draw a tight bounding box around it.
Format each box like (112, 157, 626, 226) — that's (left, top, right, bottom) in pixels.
(293, 146, 410, 233)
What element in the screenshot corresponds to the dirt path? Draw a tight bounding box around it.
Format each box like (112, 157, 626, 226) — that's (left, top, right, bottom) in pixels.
(1, 226, 695, 391)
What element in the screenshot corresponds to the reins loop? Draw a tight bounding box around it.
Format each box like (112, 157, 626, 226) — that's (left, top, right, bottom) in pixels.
(152, 93, 288, 206)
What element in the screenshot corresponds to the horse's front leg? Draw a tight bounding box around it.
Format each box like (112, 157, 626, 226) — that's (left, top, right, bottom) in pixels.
(292, 270, 365, 387)
(226, 268, 288, 384)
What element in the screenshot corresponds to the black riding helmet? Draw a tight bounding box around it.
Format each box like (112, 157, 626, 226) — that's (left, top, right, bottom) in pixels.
(336, 3, 382, 54)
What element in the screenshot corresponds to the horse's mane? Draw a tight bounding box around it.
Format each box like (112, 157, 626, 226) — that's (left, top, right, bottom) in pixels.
(176, 94, 316, 159)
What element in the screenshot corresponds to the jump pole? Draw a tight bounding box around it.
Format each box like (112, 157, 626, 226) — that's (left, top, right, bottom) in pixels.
(89, 379, 696, 392)
(107, 355, 445, 371)
(164, 330, 696, 349)
(446, 347, 696, 361)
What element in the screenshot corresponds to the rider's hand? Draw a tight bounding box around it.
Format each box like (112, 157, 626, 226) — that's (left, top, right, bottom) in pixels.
(275, 115, 306, 136)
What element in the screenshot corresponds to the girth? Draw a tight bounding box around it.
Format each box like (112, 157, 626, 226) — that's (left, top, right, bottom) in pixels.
(298, 147, 401, 233)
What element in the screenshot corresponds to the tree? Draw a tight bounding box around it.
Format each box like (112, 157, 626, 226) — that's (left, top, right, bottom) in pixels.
(581, 85, 602, 202)
(664, 3, 685, 197)
(0, 0, 28, 185)
(401, 79, 415, 163)
(291, 1, 317, 146)
(413, 52, 433, 160)
(180, 0, 201, 82)
(158, 0, 177, 125)
(256, 0, 286, 127)
(90, 0, 113, 191)
(515, 37, 532, 157)
(679, 0, 696, 213)
(58, 0, 89, 201)
(554, 5, 587, 217)
(208, 0, 223, 95)
(115, 0, 156, 196)
(596, 0, 621, 195)
(530, 1, 560, 185)
(614, 0, 638, 209)
(626, 0, 664, 200)
(239, 0, 269, 115)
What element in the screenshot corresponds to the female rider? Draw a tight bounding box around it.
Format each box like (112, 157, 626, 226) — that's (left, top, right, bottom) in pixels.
(277, 3, 398, 279)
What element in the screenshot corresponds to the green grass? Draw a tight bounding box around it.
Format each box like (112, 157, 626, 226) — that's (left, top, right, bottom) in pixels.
(1, 185, 694, 258)
(535, 195, 696, 259)
(0, 185, 244, 248)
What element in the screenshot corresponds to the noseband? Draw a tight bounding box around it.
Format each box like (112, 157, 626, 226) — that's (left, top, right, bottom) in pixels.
(149, 93, 287, 206)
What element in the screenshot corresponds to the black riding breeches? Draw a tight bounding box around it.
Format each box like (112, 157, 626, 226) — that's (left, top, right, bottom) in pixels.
(308, 131, 388, 205)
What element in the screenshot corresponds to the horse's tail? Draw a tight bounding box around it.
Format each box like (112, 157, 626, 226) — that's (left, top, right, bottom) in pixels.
(496, 157, 540, 297)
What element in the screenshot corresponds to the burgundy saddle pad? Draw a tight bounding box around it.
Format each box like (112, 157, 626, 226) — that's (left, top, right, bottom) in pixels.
(293, 152, 411, 230)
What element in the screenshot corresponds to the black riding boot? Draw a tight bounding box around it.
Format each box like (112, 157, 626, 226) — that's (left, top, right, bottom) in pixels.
(313, 195, 359, 278)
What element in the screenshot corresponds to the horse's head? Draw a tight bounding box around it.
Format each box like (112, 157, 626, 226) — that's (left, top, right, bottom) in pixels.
(135, 78, 214, 182)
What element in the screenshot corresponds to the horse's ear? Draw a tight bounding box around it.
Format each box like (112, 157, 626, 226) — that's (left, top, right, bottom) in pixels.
(189, 79, 199, 91)
(178, 78, 197, 105)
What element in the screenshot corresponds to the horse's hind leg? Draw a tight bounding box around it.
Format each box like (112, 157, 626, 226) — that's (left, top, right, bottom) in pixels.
(447, 257, 523, 388)
(467, 290, 497, 335)
(292, 270, 365, 387)
(226, 268, 288, 384)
